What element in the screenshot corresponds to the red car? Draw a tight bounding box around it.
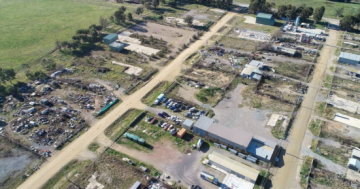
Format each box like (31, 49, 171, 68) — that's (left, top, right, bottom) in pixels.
(150, 118, 157, 124)
(163, 124, 170, 130)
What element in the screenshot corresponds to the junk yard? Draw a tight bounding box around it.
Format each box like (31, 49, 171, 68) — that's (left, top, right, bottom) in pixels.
(1, 0, 359, 189)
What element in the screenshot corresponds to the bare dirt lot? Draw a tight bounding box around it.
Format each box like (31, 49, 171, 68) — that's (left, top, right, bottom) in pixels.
(212, 85, 277, 141)
(130, 22, 196, 55)
(111, 140, 225, 189)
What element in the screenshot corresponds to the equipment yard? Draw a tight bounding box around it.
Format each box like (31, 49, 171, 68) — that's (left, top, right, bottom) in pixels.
(1, 0, 357, 189)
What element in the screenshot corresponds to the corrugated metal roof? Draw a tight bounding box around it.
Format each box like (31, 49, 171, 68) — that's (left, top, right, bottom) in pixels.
(109, 41, 125, 48)
(209, 151, 259, 181)
(348, 158, 360, 169)
(193, 116, 214, 131)
(257, 13, 273, 19)
(241, 65, 257, 76)
(130, 181, 141, 189)
(352, 149, 360, 158)
(104, 33, 118, 40)
(183, 119, 194, 127)
(207, 124, 253, 148)
(248, 60, 264, 68)
(247, 139, 274, 161)
(340, 52, 360, 61)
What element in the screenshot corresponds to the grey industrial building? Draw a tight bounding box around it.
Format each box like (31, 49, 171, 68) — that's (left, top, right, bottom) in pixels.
(207, 125, 253, 151)
(208, 151, 259, 183)
(256, 13, 275, 26)
(338, 52, 360, 66)
(192, 116, 277, 162)
(182, 119, 194, 130)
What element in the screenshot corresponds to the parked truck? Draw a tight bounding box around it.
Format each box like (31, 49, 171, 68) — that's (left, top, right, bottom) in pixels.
(200, 171, 218, 185)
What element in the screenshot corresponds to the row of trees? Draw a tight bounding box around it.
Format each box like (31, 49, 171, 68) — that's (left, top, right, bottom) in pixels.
(249, 0, 326, 24)
(55, 24, 102, 53)
(136, 0, 232, 10)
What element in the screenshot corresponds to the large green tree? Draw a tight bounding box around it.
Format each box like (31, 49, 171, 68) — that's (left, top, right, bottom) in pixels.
(184, 15, 194, 26)
(340, 15, 355, 30)
(313, 6, 325, 24)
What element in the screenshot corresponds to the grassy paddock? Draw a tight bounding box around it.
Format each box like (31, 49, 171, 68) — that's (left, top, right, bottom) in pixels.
(0, 0, 131, 69)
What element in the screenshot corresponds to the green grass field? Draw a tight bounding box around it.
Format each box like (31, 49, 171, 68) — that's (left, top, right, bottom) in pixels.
(0, 0, 125, 70)
(234, 0, 360, 18)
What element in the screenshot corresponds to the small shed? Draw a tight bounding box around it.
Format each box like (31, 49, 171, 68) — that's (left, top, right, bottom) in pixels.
(103, 33, 118, 45)
(109, 41, 125, 52)
(256, 13, 275, 26)
(130, 181, 141, 189)
(182, 119, 194, 130)
(177, 128, 186, 138)
(348, 158, 360, 171)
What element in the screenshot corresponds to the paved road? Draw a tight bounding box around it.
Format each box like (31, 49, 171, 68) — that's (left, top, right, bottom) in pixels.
(271, 30, 340, 189)
(17, 12, 236, 189)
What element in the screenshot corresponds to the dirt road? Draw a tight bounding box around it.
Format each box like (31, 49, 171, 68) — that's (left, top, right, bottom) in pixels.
(271, 30, 340, 189)
(18, 12, 235, 189)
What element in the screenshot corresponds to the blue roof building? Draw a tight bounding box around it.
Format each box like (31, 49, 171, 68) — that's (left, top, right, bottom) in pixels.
(103, 33, 118, 45)
(256, 13, 275, 26)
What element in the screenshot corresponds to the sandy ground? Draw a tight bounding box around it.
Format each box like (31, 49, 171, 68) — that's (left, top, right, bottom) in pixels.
(130, 22, 196, 54)
(18, 12, 236, 189)
(177, 84, 202, 105)
(271, 30, 340, 189)
(110, 140, 261, 188)
(243, 16, 256, 25)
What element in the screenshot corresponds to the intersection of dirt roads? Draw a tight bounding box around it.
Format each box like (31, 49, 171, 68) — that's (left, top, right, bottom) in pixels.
(18, 11, 340, 189)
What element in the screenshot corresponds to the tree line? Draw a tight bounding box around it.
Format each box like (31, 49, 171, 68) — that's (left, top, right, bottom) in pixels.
(339, 11, 360, 30)
(249, 0, 326, 24)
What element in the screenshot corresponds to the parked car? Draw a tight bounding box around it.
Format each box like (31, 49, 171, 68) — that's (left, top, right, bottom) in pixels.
(173, 108, 180, 112)
(147, 117, 154, 122)
(158, 121, 164, 127)
(150, 118, 157, 124)
(158, 113, 165, 118)
(163, 124, 170, 130)
(162, 112, 170, 117)
(169, 129, 177, 136)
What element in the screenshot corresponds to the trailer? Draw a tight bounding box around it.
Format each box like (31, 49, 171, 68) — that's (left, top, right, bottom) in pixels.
(124, 132, 146, 144)
(200, 171, 218, 185)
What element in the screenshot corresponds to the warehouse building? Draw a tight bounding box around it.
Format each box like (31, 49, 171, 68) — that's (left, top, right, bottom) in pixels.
(208, 151, 259, 184)
(193, 116, 277, 162)
(256, 13, 275, 26)
(207, 125, 253, 151)
(103, 33, 118, 45)
(247, 136, 276, 162)
(338, 52, 360, 66)
(193, 116, 214, 137)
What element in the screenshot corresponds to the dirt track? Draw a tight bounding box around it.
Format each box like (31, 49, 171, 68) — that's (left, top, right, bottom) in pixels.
(17, 12, 236, 189)
(271, 30, 340, 189)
